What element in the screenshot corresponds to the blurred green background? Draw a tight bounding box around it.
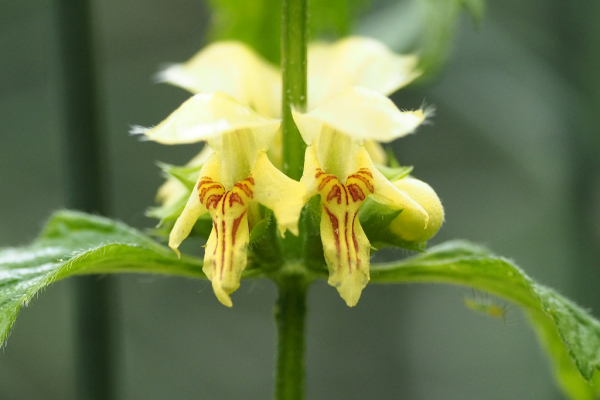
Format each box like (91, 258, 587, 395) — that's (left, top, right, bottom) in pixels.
(1, 0, 599, 399)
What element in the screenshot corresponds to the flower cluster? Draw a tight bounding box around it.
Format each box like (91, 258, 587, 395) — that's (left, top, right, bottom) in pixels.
(135, 37, 444, 307)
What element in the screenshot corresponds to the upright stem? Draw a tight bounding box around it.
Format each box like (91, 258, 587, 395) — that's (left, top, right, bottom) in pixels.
(276, 1, 309, 398)
(275, 274, 308, 400)
(281, 0, 308, 180)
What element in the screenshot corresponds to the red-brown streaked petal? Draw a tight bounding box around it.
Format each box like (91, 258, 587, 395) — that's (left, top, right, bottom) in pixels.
(316, 168, 375, 306)
(168, 154, 222, 256)
(199, 175, 255, 307)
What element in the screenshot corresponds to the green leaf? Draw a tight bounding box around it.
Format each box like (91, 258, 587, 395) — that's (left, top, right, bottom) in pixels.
(416, 0, 485, 77)
(370, 240, 600, 400)
(0, 210, 205, 346)
(207, 0, 281, 64)
(460, 0, 485, 23)
(310, 0, 369, 39)
(207, 0, 368, 64)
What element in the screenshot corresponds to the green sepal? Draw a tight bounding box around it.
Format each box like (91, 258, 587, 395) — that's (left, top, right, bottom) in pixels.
(0, 210, 205, 346)
(192, 213, 214, 238)
(148, 201, 213, 241)
(146, 195, 187, 224)
(146, 162, 203, 231)
(157, 162, 204, 190)
(385, 147, 401, 168)
(370, 240, 600, 400)
(375, 164, 414, 182)
(249, 208, 273, 245)
(249, 208, 282, 270)
(301, 195, 326, 272)
(358, 198, 427, 252)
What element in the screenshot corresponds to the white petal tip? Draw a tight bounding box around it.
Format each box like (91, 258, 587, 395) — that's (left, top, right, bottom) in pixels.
(130, 125, 151, 136)
(153, 63, 178, 83)
(154, 64, 197, 92)
(420, 103, 436, 124)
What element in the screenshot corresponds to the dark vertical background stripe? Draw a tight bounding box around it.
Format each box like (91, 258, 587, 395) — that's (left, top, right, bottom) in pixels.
(54, 0, 114, 399)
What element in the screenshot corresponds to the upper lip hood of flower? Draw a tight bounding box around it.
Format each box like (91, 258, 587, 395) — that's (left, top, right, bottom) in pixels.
(293, 86, 427, 145)
(306, 37, 421, 110)
(133, 92, 280, 148)
(156, 36, 422, 116)
(155, 41, 282, 118)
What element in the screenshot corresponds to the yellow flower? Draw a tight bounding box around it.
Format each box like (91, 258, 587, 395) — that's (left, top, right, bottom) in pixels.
(138, 92, 306, 307)
(142, 36, 441, 307)
(150, 37, 420, 227)
(293, 87, 439, 306)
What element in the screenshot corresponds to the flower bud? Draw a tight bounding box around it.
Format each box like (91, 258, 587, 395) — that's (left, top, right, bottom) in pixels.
(388, 176, 444, 243)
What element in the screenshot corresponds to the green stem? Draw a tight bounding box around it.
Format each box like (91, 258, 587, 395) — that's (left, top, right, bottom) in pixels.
(276, 1, 309, 398)
(275, 274, 308, 400)
(281, 0, 308, 180)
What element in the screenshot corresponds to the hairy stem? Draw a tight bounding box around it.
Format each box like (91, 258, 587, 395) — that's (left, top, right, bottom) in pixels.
(275, 274, 308, 400)
(276, 0, 309, 398)
(281, 0, 308, 180)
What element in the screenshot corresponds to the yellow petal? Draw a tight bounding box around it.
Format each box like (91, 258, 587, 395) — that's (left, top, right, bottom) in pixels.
(293, 87, 427, 145)
(389, 176, 444, 242)
(302, 145, 374, 305)
(251, 152, 306, 236)
(308, 37, 421, 109)
(315, 164, 375, 306)
(200, 175, 254, 307)
(266, 131, 283, 169)
(204, 229, 234, 307)
(323, 217, 370, 307)
(168, 154, 221, 255)
(138, 92, 280, 147)
(300, 145, 322, 198)
(363, 140, 387, 166)
(156, 41, 281, 118)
